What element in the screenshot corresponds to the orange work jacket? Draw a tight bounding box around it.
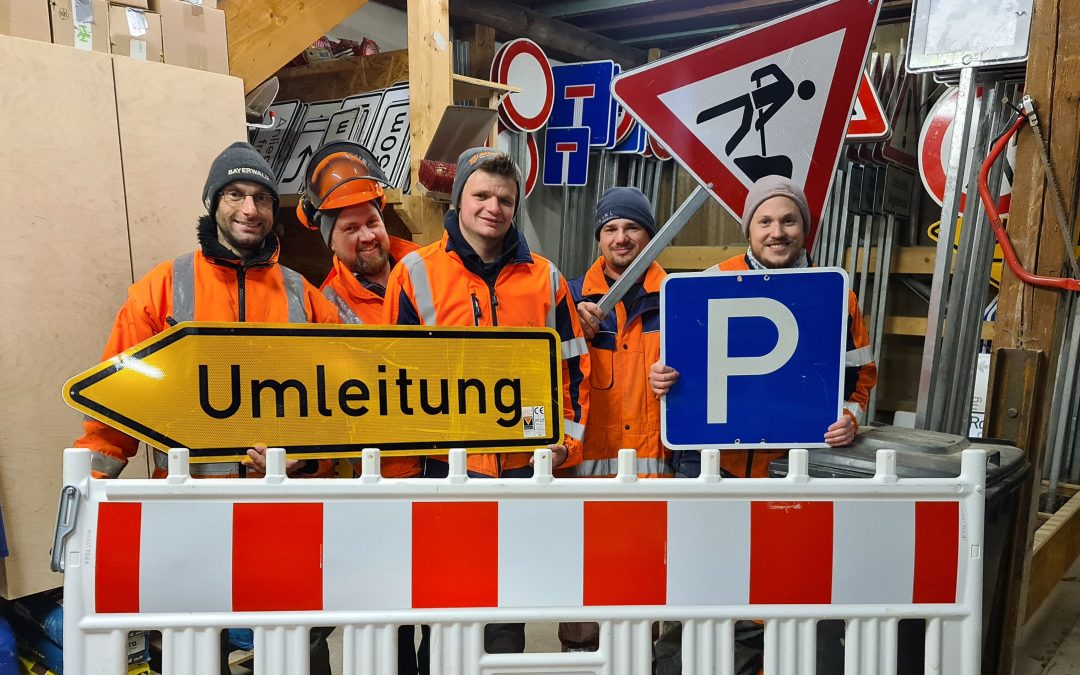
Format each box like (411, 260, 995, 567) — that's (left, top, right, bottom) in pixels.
(320, 235, 421, 478)
(75, 218, 340, 479)
(383, 214, 590, 477)
(560, 257, 672, 477)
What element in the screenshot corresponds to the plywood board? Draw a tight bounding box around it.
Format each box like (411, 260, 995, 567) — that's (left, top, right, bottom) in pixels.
(112, 56, 246, 279)
(0, 36, 133, 598)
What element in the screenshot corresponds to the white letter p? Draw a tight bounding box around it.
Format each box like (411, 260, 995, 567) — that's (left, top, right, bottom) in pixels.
(707, 298, 799, 424)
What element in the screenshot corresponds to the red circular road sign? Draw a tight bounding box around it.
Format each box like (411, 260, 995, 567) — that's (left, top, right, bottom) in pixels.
(491, 39, 555, 133)
(919, 86, 1015, 214)
(648, 134, 672, 161)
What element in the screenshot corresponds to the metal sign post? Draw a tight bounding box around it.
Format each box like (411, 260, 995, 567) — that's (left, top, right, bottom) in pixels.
(596, 185, 710, 316)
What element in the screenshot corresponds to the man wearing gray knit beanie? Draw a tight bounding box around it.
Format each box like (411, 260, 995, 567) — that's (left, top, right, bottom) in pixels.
(649, 175, 877, 458)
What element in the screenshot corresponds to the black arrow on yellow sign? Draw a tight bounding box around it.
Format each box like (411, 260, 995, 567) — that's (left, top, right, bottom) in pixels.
(64, 323, 563, 463)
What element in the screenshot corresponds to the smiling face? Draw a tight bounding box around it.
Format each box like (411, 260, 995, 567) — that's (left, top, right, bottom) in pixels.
(330, 201, 390, 278)
(747, 195, 806, 268)
(214, 180, 275, 256)
(598, 218, 650, 278)
(457, 169, 518, 253)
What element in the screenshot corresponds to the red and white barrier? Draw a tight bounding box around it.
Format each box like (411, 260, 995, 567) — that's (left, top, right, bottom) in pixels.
(58, 446, 987, 675)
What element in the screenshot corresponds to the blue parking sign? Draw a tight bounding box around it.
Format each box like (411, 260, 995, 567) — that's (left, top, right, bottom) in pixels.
(661, 268, 848, 449)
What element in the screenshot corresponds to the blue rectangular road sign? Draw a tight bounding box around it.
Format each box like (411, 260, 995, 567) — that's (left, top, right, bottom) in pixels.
(550, 61, 618, 147)
(543, 127, 591, 186)
(661, 268, 848, 449)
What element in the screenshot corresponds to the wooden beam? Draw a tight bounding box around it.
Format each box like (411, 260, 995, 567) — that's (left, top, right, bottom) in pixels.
(985, 0, 1080, 670)
(583, 0, 808, 31)
(460, 23, 496, 80)
(225, 0, 369, 94)
(451, 0, 647, 66)
(274, 49, 410, 101)
(1028, 489, 1080, 619)
(657, 245, 940, 274)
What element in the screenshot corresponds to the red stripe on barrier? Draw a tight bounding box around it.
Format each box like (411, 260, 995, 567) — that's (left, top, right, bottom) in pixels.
(412, 502, 498, 608)
(913, 501, 959, 603)
(232, 503, 323, 611)
(584, 501, 667, 605)
(95, 502, 142, 613)
(750, 501, 833, 604)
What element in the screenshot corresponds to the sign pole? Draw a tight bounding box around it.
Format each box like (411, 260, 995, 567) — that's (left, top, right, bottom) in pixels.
(596, 184, 711, 317)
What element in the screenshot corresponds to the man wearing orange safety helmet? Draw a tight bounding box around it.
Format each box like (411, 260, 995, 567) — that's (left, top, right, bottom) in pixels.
(72, 140, 341, 674)
(298, 143, 422, 485)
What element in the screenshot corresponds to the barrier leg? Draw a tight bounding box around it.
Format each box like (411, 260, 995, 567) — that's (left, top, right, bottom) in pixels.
(764, 620, 778, 675)
(797, 619, 816, 675)
(254, 626, 310, 675)
(860, 618, 878, 675)
(682, 619, 735, 675)
(342, 624, 398, 675)
(429, 622, 483, 675)
(81, 630, 128, 675)
(879, 618, 898, 675)
(161, 627, 219, 675)
(924, 618, 943, 674)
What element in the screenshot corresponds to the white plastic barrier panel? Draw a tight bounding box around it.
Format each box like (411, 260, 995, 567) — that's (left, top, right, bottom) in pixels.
(55, 446, 987, 675)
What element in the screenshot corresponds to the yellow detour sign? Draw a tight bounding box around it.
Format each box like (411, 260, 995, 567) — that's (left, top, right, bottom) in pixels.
(64, 323, 563, 463)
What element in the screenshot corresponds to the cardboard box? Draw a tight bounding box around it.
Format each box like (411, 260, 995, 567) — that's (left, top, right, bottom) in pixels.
(110, 0, 148, 8)
(0, 0, 52, 41)
(108, 5, 161, 61)
(147, 0, 227, 74)
(51, 0, 110, 52)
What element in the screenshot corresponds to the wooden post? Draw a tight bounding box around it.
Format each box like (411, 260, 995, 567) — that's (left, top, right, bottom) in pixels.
(461, 23, 496, 80)
(985, 0, 1080, 670)
(402, 0, 452, 245)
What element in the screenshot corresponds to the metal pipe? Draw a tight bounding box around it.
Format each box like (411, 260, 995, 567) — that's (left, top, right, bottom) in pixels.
(917, 66, 978, 430)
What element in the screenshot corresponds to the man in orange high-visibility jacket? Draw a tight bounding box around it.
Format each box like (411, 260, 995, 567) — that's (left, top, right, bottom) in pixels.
(649, 175, 876, 675)
(298, 142, 421, 482)
(73, 141, 341, 675)
(565, 186, 671, 479)
(74, 142, 341, 482)
(648, 175, 877, 479)
(383, 147, 590, 662)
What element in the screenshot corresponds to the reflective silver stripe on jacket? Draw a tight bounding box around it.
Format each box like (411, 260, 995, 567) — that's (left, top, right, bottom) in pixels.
(279, 265, 308, 323)
(845, 401, 865, 417)
(323, 286, 362, 324)
(545, 260, 559, 330)
(171, 252, 196, 322)
(567, 455, 674, 477)
(845, 346, 874, 367)
(153, 449, 242, 477)
(564, 419, 585, 441)
(90, 451, 127, 478)
(562, 337, 589, 359)
(402, 251, 438, 325)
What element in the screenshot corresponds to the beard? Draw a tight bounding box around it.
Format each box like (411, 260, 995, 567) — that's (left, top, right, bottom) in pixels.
(352, 247, 390, 277)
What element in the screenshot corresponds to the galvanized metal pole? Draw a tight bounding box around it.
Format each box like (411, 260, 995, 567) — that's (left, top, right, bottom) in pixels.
(916, 66, 978, 430)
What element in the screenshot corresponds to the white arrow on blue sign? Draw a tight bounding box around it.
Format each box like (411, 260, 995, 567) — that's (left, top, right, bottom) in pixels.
(660, 268, 848, 449)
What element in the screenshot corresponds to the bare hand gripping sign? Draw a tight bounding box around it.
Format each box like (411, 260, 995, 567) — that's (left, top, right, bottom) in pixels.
(63, 323, 563, 463)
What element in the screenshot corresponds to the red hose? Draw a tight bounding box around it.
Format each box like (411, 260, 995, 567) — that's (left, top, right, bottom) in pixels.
(977, 114, 1080, 292)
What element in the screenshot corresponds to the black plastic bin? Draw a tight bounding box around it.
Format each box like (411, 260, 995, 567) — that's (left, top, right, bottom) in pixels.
(769, 425, 1029, 675)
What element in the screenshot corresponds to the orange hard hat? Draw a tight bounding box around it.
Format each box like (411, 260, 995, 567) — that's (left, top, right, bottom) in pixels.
(297, 141, 389, 231)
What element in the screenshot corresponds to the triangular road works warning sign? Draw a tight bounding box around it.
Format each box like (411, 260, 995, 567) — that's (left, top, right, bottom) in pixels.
(612, 0, 881, 245)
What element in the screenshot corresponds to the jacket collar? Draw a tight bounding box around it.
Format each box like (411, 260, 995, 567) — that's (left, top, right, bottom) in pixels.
(580, 256, 666, 298)
(197, 214, 280, 269)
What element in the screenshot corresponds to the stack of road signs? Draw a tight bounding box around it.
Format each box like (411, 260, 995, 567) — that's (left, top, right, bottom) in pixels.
(249, 82, 412, 196)
(544, 60, 620, 186)
(611, 0, 882, 246)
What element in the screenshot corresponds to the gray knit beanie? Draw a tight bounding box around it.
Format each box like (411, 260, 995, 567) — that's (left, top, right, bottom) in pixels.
(202, 141, 279, 215)
(594, 187, 656, 239)
(740, 175, 811, 238)
(450, 147, 523, 217)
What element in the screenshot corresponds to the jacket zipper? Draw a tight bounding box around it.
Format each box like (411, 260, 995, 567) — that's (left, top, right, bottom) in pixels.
(237, 267, 247, 322)
(489, 284, 500, 326)
(470, 293, 482, 326)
